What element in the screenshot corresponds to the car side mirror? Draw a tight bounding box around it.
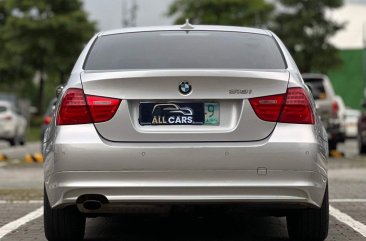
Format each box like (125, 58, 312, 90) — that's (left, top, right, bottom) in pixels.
(56, 85, 64, 98)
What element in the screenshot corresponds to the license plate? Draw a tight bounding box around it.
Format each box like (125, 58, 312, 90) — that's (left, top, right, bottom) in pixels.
(139, 102, 220, 125)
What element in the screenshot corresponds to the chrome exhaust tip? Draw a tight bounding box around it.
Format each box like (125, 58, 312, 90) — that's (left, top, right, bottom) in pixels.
(83, 200, 102, 210)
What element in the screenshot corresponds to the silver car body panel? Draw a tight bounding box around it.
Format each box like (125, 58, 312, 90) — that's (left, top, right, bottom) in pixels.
(81, 70, 289, 142)
(44, 25, 328, 211)
(44, 123, 327, 209)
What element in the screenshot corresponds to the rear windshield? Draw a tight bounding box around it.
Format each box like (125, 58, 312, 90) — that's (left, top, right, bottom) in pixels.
(303, 78, 326, 100)
(84, 31, 286, 70)
(0, 106, 7, 113)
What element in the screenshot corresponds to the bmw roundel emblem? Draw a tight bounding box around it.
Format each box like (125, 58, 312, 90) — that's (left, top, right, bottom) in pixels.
(179, 81, 192, 95)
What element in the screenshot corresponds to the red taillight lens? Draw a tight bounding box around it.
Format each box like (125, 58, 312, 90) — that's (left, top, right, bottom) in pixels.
(249, 94, 285, 122)
(4, 116, 12, 121)
(56, 88, 121, 125)
(249, 87, 314, 124)
(57, 88, 91, 125)
(279, 88, 315, 124)
(43, 116, 52, 125)
(86, 95, 121, 123)
(332, 100, 339, 115)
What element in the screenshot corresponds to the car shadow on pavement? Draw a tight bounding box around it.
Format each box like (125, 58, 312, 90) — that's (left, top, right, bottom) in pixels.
(84, 213, 290, 241)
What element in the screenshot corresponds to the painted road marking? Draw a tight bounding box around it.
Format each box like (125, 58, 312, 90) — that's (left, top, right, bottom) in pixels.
(330, 205, 366, 237)
(0, 201, 364, 240)
(0, 207, 43, 239)
(0, 200, 43, 204)
(330, 199, 366, 203)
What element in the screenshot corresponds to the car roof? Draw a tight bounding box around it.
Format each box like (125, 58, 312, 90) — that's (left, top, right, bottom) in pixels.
(0, 100, 11, 107)
(346, 108, 360, 114)
(302, 73, 328, 79)
(99, 25, 271, 37)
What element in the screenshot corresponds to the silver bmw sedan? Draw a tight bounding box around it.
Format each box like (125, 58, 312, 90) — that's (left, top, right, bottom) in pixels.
(43, 24, 328, 241)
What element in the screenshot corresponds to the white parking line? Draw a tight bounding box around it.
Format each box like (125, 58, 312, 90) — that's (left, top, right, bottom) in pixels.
(330, 205, 366, 237)
(330, 199, 366, 203)
(0, 200, 43, 204)
(0, 207, 43, 239)
(0, 200, 365, 240)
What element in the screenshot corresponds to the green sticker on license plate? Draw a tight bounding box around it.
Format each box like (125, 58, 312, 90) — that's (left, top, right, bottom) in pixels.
(204, 103, 220, 125)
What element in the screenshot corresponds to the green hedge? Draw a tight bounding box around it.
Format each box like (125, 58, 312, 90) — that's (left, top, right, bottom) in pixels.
(328, 49, 364, 110)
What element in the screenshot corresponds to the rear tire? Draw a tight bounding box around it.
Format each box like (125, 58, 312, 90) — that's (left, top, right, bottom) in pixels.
(8, 137, 18, 146)
(358, 136, 366, 154)
(286, 185, 329, 241)
(359, 143, 366, 154)
(44, 188, 86, 241)
(328, 140, 337, 151)
(19, 136, 25, 146)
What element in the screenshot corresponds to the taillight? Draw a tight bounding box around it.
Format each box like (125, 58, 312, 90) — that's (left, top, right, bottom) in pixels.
(279, 88, 315, 124)
(249, 87, 314, 124)
(57, 88, 91, 125)
(4, 116, 12, 121)
(249, 94, 285, 122)
(86, 95, 121, 123)
(56, 88, 121, 125)
(332, 100, 339, 115)
(43, 116, 52, 125)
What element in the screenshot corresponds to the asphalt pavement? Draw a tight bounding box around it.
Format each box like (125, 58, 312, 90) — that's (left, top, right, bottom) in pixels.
(0, 140, 365, 240)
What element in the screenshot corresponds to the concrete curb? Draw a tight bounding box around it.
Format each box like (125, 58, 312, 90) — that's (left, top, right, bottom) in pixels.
(0, 153, 8, 161)
(23, 153, 43, 164)
(330, 150, 345, 158)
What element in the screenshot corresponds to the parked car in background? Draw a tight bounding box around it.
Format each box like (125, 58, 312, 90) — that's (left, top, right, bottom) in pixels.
(0, 100, 27, 146)
(345, 108, 360, 138)
(358, 101, 366, 153)
(0, 93, 20, 110)
(44, 25, 329, 241)
(334, 95, 346, 143)
(303, 73, 343, 150)
(0, 93, 33, 121)
(41, 98, 57, 142)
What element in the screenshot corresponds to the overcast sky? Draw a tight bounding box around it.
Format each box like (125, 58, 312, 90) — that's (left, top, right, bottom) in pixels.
(83, 0, 366, 49)
(83, 0, 175, 30)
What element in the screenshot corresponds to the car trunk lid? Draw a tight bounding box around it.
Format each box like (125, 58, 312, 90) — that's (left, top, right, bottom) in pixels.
(81, 69, 289, 142)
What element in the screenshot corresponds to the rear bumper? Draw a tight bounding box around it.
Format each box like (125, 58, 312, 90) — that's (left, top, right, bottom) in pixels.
(47, 170, 326, 209)
(0, 126, 16, 139)
(44, 123, 328, 209)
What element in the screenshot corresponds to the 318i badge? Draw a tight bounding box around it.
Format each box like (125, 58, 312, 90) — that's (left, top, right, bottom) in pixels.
(139, 102, 219, 125)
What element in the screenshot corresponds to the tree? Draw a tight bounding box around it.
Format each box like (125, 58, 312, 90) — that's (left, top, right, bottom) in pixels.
(0, 0, 96, 113)
(167, 0, 274, 27)
(0, 2, 32, 88)
(273, 0, 344, 73)
(122, 0, 138, 27)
